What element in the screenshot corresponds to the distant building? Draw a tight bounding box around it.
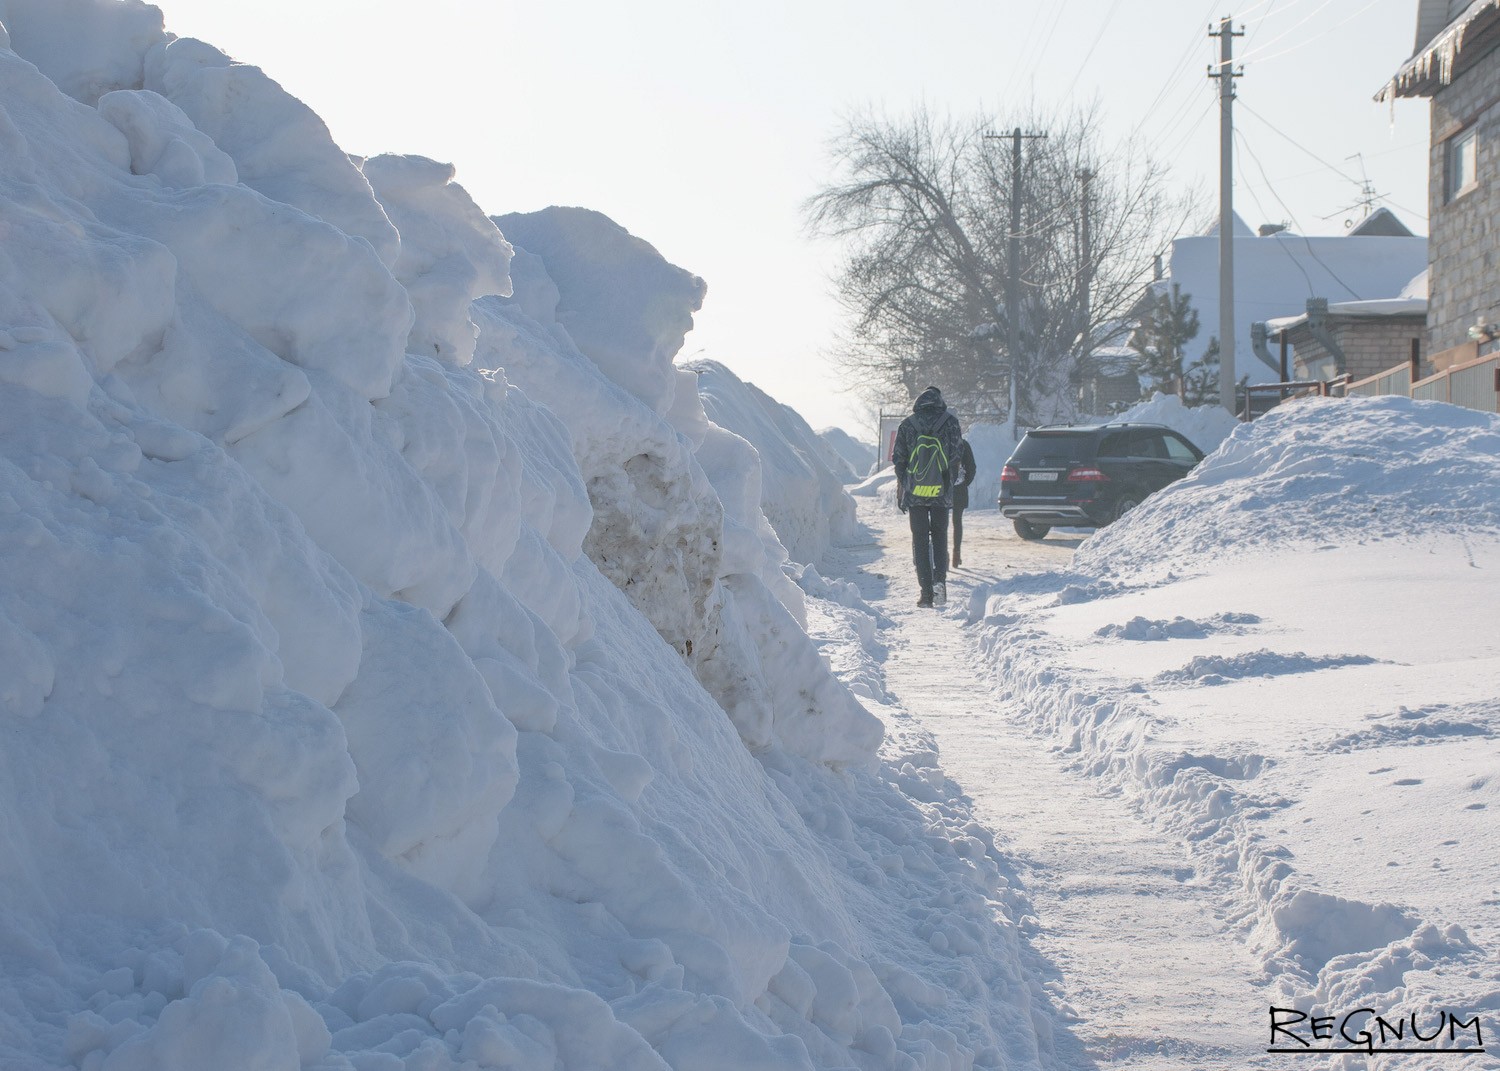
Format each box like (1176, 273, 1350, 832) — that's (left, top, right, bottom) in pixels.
(1077, 319, 1144, 414)
(1380, 0, 1500, 369)
(1161, 212, 1427, 385)
(1265, 270, 1428, 383)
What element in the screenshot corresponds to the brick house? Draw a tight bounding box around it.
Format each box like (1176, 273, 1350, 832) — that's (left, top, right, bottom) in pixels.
(1380, 0, 1500, 369)
(1271, 299, 1428, 383)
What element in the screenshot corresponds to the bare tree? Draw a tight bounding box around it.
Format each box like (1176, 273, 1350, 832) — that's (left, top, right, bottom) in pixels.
(807, 103, 1200, 426)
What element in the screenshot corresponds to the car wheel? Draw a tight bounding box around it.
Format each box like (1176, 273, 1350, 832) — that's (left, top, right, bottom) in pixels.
(1013, 518, 1051, 540)
(1111, 495, 1141, 524)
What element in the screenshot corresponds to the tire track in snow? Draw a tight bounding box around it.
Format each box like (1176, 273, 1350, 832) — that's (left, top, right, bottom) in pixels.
(856, 504, 1275, 1070)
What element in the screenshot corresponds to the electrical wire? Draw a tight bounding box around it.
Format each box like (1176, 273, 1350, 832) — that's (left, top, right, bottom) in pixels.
(1233, 0, 1344, 63)
(1245, 0, 1280, 44)
(1237, 100, 1363, 184)
(1239, 0, 1387, 67)
(1237, 128, 1366, 299)
(999, 5, 1053, 103)
(1063, 0, 1127, 99)
(1126, 0, 1223, 142)
(1234, 129, 1318, 297)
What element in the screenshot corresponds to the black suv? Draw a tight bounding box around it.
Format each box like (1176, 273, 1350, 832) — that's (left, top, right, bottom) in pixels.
(999, 423, 1205, 539)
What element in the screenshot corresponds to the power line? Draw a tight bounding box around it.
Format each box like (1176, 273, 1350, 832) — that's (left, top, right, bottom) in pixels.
(1234, 129, 1318, 297)
(1238, 0, 1387, 67)
(1236, 105, 1430, 224)
(1127, 0, 1223, 143)
(1063, 0, 1126, 98)
(999, 5, 1052, 103)
(1236, 129, 1366, 300)
(1237, 100, 1362, 184)
(1234, 0, 1344, 63)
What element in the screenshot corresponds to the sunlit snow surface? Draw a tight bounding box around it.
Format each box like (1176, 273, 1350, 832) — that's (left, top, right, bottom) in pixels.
(965, 397, 1500, 1066)
(0, 3, 1046, 1068)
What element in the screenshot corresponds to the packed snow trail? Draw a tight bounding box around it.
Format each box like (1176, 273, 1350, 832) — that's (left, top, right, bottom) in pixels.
(833, 501, 1275, 1070)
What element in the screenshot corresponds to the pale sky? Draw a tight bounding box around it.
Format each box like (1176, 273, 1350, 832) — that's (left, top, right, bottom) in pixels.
(147, 0, 1431, 439)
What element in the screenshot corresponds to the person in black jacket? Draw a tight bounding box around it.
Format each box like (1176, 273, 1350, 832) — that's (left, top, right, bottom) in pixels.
(950, 437, 977, 568)
(891, 386, 963, 608)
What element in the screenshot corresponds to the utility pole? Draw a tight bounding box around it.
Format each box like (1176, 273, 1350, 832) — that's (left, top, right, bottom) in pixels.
(1078, 168, 1095, 366)
(1208, 17, 1243, 414)
(986, 128, 1047, 432)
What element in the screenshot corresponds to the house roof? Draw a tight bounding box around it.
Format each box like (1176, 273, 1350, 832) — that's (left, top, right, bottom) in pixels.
(1266, 297, 1428, 334)
(1380, 0, 1500, 99)
(1348, 207, 1416, 237)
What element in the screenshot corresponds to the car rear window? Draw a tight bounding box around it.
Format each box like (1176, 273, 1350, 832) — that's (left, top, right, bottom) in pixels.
(1010, 432, 1094, 464)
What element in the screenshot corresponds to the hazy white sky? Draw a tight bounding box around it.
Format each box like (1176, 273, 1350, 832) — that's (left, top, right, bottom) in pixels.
(146, 0, 1430, 438)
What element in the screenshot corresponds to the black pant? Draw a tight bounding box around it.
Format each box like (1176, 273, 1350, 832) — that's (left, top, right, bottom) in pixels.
(952, 507, 965, 560)
(908, 506, 949, 595)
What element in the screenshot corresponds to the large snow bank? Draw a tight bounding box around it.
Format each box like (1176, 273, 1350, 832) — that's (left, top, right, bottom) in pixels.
(817, 426, 876, 480)
(1078, 396, 1500, 579)
(965, 397, 1500, 1030)
(0, 6, 1048, 1070)
(478, 217, 879, 767)
(1110, 391, 1239, 455)
(685, 359, 859, 566)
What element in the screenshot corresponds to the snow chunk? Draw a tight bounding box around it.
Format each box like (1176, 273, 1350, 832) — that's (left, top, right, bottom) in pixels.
(97, 89, 238, 188)
(495, 207, 706, 415)
(144, 36, 401, 268)
(362, 153, 513, 366)
(2, 0, 165, 104)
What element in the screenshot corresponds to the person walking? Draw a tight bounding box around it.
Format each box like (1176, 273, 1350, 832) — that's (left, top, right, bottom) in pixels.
(950, 436, 977, 568)
(892, 386, 963, 608)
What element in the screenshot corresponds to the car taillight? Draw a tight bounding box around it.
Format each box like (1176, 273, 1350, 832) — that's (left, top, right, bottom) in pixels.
(1066, 466, 1109, 482)
(1000, 464, 1020, 483)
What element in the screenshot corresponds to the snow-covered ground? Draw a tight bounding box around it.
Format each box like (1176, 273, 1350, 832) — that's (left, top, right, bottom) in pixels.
(946, 397, 1498, 1068)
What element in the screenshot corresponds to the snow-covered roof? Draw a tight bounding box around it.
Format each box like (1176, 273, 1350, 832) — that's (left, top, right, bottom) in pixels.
(1200, 212, 1256, 239)
(1381, 0, 1500, 98)
(1265, 296, 1427, 333)
(1347, 207, 1416, 237)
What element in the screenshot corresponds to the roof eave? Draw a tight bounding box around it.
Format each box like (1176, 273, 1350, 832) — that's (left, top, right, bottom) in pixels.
(1378, 0, 1500, 101)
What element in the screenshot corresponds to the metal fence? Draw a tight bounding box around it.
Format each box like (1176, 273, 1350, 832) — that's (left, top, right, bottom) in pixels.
(1346, 364, 1412, 397)
(1410, 353, 1500, 413)
(1451, 357, 1500, 413)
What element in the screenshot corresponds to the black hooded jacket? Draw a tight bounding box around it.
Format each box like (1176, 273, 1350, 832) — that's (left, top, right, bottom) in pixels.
(891, 387, 963, 509)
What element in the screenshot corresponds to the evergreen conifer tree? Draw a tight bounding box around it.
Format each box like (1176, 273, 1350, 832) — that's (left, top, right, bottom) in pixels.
(1129, 283, 1200, 401)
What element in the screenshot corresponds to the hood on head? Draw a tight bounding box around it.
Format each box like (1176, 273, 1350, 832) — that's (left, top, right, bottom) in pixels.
(914, 386, 945, 414)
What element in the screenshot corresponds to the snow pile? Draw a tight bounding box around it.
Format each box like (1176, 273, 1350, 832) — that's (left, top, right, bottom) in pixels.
(0, 6, 1045, 1068)
(1077, 396, 1500, 579)
(1110, 391, 1239, 455)
(817, 426, 877, 480)
(965, 397, 1500, 1030)
(685, 359, 860, 566)
(960, 423, 1014, 514)
(480, 218, 879, 766)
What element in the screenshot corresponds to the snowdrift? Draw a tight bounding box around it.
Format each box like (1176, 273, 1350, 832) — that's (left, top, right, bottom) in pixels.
(816, 427, 876, 481)
(0, 4, 1045, 1069)
(1078, 396, 1500, 579)
(684, 359, 859, 567)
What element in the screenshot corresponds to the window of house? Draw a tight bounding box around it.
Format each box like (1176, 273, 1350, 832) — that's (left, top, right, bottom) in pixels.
(1446, 126, 1478, 201)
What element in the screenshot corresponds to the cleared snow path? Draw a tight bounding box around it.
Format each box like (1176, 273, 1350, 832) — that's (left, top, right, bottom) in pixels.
(833, 501, 1274, 1070)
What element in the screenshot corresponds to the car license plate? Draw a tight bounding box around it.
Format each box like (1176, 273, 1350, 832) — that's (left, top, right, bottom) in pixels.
(1027, 472, 1059, 482)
